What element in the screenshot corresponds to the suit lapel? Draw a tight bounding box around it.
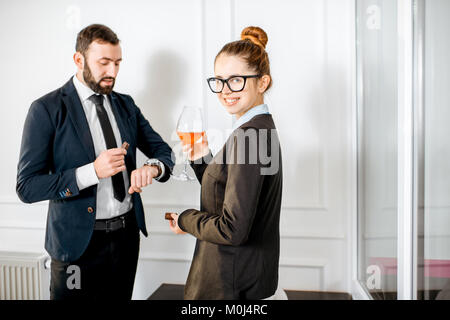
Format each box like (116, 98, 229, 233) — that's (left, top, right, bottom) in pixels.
(108, 94, 132, 145)
(109, 94, 135, 171)
(62, 78, 96, 162)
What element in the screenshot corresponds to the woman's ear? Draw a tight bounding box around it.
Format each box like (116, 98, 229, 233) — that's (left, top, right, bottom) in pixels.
(258, 75, 271, 93)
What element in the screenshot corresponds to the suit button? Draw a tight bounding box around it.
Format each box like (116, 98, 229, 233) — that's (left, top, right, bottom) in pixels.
(87, 207, 94, 213)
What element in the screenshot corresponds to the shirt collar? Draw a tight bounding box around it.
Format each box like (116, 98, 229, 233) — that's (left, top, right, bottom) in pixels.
(233, 104, 270, 130)
(72, 74, 101, 103)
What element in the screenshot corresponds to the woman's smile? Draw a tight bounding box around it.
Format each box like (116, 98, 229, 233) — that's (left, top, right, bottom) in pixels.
(223, 97, 240, 106)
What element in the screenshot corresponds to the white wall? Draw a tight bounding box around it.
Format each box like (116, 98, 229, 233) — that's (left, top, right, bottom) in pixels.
(0, 0, 355, 299)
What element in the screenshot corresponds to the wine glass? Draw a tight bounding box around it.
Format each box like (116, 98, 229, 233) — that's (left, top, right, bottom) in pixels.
(172, 106, 205, 181)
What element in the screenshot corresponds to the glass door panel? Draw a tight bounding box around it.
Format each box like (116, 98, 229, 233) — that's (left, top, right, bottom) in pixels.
(356, 0, 398, 299)
(419, 0, 450, 300)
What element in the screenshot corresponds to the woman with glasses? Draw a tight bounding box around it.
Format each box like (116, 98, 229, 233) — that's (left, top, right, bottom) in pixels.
(169, 26, 284, 300)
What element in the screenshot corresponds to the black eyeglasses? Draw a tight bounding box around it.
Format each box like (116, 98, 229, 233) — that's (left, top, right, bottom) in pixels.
(206, 75, 261, 93)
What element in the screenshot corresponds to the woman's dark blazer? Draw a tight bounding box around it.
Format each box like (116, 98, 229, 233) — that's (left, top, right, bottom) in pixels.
(178, 114, 283, 300)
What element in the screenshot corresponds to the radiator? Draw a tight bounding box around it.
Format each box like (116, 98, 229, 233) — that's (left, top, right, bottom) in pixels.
(0, 251, 50, 300)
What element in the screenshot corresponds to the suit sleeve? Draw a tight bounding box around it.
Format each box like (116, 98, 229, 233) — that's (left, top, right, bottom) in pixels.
(16, 101, 80, 203)
(189, 151, 213, 183)
(132, 99, 175, 182)
(178, 133, 265, 246)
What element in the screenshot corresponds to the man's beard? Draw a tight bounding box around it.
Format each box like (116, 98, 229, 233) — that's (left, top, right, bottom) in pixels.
(83, 62, 115, 95)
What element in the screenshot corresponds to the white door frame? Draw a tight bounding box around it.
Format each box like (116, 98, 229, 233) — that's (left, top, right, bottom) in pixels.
(397, 0, 414, 301)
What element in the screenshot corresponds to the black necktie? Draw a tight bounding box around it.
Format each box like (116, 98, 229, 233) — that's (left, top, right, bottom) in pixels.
(90, 94, 125, 202)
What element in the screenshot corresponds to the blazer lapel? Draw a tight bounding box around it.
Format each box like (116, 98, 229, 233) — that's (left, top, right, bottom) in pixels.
(108, 94, 135, 170)
(108, 94, 132, 145)
(62, 78, 96, 162)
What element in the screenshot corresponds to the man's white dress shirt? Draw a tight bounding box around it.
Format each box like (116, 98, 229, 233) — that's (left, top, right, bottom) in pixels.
(73, 75, 132, 220)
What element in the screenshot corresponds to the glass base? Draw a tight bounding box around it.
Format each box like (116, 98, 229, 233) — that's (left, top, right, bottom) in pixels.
(171, 171, 196, 181)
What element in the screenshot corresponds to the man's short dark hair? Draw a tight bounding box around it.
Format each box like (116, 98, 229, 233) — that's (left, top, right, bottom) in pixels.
(76, 24, 120, 56)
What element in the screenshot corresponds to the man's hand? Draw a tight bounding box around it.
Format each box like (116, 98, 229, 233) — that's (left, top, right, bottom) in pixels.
(94, 148, 127, 179)
(128, 165, 159, 194)
(168, 213, 186, 235)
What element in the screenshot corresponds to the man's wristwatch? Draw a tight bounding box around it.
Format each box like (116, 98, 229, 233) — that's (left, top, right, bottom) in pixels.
(144, 159, 164, 179)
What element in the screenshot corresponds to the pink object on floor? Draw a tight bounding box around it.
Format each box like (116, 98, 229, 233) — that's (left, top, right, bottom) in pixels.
(369, 257, 450, 278)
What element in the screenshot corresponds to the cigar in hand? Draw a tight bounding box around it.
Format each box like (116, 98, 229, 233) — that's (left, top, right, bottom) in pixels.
(121, 141, 130, 150)
(165, 212, 176, 221)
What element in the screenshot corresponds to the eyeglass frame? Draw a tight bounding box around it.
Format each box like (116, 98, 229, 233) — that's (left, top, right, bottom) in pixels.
(206, 74, 262, 93)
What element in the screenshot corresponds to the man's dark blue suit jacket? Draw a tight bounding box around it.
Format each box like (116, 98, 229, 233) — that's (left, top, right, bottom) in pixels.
(16, 77, 175, 262)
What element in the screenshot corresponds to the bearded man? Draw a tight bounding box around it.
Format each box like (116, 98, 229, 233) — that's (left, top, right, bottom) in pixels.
(16, 24, 174, 300)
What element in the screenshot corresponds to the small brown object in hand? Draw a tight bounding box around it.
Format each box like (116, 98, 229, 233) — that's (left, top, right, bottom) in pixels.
(121, 142, 130, 150)
(165, 212, 175, 220)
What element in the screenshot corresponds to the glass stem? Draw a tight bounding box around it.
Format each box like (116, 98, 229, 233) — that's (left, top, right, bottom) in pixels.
(183, 159, 188, 173)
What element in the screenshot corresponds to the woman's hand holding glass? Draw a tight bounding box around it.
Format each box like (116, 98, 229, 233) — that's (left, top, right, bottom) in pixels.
(172, 106, 206, 181)
(181, 133, 210, 161)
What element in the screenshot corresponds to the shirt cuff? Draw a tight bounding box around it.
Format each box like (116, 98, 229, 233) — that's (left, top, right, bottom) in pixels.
(157, 161, 165, 181)
(75, 162, 99, 191)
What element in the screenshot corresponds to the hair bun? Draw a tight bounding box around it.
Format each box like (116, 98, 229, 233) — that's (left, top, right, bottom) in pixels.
(241, 26, 268, 49)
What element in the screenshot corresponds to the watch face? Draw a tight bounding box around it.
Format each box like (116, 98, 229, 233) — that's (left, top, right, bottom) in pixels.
(146, 160, 162, 177)
(148, 160, 160, 166)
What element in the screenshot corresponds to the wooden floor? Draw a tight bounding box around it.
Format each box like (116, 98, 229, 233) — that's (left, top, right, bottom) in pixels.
(147, 284, 352, 300)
